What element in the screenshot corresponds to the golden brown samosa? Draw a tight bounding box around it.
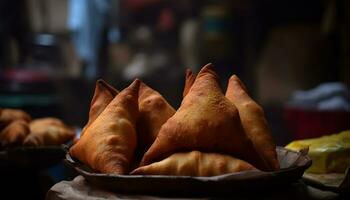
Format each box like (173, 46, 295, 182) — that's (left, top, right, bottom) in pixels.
(132, 151, 256, 176)
(0, 108, 31, 130)
(137, 81, 175, 153)
(226, 75, 279, 171)
(141, 63, 269, 170)
(83, 79, 119, 132)
(0, 120, 30, 147)
(70, 79, 140, 174)
(183, 69, 196, 97)
(23, 117, 75, 146)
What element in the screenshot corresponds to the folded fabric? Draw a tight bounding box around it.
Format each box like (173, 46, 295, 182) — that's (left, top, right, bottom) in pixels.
(286, 130, 350, 173)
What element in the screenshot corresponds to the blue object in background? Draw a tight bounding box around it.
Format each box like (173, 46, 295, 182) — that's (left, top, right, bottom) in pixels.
(68, 0, 114, 79)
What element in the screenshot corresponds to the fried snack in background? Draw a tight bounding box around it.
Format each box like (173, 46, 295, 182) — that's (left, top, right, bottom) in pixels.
(137, 81, 175, 154)
(226, 75, 279, 171)
(183, 69, 196, 98)
(132, 151, 256, 176)
(23, 117, 75, 146)
(0, 120, 30, 147)
(141, 64, 268, 170)
(70, 79, 140, 175)
(0, 108, 31, 130)
(82, 79, 119, 134)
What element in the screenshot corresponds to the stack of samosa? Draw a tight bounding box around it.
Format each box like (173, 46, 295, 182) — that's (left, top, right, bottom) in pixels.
(0, 108, 31, 130)
(0, 108, 75, 148)
(0, 120, 30, 147)
(23, 118, 75, 146)
(70, 63, 279, 176)
(180, 66, 280, 171)
(70, 79, 177, 174)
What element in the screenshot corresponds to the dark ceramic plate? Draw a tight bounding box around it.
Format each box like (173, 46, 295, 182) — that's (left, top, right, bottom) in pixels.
(65, 147, 312, 196)
(0, 145, 66, 171)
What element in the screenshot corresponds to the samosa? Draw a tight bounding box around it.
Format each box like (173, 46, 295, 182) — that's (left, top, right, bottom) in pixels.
(141, 63, 269, 170)
(183, 69, 196, 97)
(137, 81, 175, 154)
(0, 120, 30, 147)
(132, 151, 256, 176)
(0, 108, 31, 130)
(226, 75, 279, 171)
(82, 79, 119, 134)
(70, 79, 140, 174)
(23, 117, 75, 146)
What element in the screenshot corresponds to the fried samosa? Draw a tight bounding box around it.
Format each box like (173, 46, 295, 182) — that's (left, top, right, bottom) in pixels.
(183, 69, 196, 97)
(82, 79, 119, 133)
(0, 108, 31, 130)
(141, 63, 269, 170)
(137, 81, 175, 153)
(226, 75, 279, 171)
(23, 117, 75, 146)
(132, 151, 256, 176)
(70, 79, 140, 174)
(0, 120, 30, 147)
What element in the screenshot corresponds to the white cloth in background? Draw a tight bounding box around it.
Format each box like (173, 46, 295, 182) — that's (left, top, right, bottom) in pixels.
(288, 82, 350, 111)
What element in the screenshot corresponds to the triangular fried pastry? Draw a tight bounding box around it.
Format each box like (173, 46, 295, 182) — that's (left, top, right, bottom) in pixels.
(70, 79, 140, 174)
(141, 63, 268, 170)
(0, 120, 30, 147)
(137, 81, 175, 153)
(226, 75, 279, 171)
(183, 69, 196, 97)
(23, 117, 75, 146)
(132, 151, 256, 176)
(0, 108, 31, 130)
(82, 79, 119, 132)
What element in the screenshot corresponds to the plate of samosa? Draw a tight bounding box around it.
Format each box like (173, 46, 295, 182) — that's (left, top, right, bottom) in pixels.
(65, 146, 311, 195)
(66, 64, 311, 195)
(0, 108, 76, 169)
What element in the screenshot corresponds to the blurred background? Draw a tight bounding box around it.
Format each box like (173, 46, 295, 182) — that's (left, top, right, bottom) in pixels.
(1, 0, 350, 145)
(1, 0, 350, 199)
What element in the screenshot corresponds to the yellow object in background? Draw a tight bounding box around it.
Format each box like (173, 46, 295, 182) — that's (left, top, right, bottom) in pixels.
(286, 130, 350, 174)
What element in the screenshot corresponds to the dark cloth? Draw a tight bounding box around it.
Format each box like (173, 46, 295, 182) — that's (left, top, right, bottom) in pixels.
(46, 175, 340, 200)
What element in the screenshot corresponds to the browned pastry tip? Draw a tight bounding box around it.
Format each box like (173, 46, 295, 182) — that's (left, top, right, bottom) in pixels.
(97, 79, 119, 96)
(81, 79, 119, 135)
(183, 68, 196, 98)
